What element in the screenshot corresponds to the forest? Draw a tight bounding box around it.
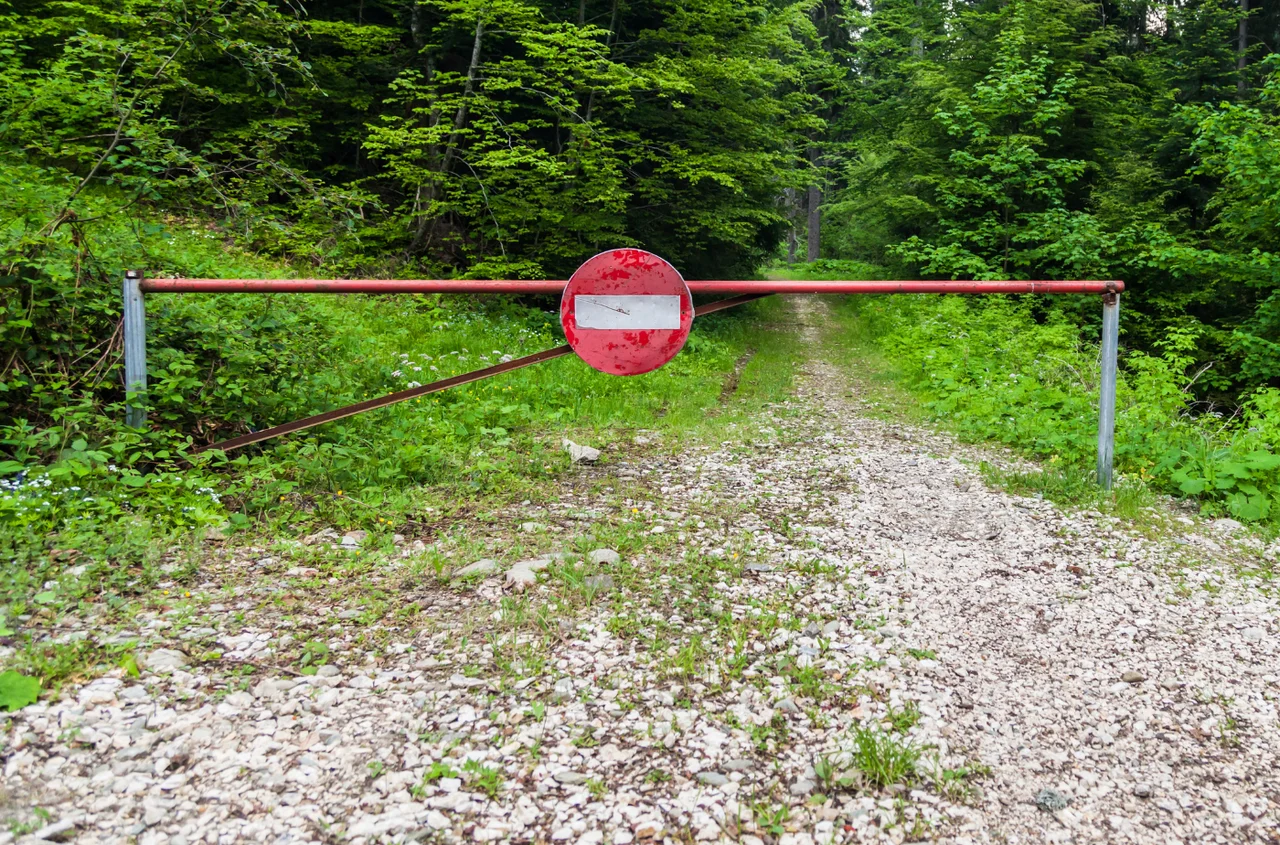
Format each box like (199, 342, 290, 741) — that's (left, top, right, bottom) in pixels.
(6, 1, 1280, 832)
(3, 0, 1280, 570)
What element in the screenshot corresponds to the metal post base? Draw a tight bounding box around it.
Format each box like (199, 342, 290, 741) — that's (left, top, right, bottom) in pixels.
(1097, 292, 1120, 489)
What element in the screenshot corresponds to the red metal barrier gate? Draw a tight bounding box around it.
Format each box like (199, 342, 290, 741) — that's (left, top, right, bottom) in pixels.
(122, 249, 1124, 487)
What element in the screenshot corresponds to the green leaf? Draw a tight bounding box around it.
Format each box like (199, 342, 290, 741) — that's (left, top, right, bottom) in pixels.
(1177, 478, 1207, 495)
(1228, 492, 1268, 522)
(1244, 451, 1280, 471)
(119, 653, 140, 678)
(0, 671, 40, 711)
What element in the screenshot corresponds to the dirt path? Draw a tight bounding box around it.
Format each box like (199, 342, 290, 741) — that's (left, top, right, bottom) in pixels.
(5, 298, 1278, 845)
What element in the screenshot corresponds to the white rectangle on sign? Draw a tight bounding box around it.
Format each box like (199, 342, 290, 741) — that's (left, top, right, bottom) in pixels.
(574, 295, 682, 330)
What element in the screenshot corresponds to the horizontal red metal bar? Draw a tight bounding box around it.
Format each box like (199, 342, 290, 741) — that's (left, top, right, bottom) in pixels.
(140, 279, 569, 294)
(139, 278, 1123, 294)
(691, 280, 1124, 294)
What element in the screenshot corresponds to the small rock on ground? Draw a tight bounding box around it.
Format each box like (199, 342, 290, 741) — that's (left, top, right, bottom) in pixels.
(454, 558, 498, 578)
(142, 648, 188, 672)
(563, 439, 601, 463)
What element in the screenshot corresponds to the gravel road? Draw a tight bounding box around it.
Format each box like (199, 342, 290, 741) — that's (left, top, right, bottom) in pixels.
(4, 299, 1278, 844)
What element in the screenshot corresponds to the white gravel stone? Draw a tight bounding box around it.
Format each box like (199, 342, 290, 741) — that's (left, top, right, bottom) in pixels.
(141, 649, 188, 672)
(563, 439, 601, 463)
(505, 566, 538, 591)
(455, 558, 499, 578)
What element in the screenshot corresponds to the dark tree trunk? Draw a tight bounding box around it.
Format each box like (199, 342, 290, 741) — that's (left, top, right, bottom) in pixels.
(584, 0, 620, 124)
(912, 0, 923, 58)
(783, 187, 798, 263)
(806, 147, 820, 262)
(410, 16, 484, 254)
(1239, 0, 1249, 95)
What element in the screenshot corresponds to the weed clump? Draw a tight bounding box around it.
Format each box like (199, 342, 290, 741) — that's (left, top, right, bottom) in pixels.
(849, 724, 921, 789)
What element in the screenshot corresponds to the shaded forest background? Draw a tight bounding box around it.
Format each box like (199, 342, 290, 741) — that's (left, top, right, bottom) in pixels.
(4, 0, 1280, 527)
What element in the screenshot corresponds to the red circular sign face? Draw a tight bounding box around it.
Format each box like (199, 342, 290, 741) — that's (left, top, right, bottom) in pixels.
(560, 249, 693, 376)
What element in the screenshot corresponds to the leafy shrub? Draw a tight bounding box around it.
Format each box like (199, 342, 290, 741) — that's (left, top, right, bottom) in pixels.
(839, 294, 1280, 523)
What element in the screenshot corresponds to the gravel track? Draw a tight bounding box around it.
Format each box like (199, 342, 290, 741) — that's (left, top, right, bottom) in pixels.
(4, 298, 1278, 845)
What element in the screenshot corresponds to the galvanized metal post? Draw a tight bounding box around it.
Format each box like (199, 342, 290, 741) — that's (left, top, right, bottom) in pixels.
(1097, 292, 1120, 490)
(123, 270, 147, 429)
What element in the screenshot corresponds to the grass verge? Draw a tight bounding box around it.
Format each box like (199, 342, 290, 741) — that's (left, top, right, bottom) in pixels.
(776, 260, 1280, 537)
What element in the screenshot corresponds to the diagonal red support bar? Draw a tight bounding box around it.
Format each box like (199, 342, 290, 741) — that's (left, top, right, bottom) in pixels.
(139, 278, 1124, 294)
(191, 293, 776, 455)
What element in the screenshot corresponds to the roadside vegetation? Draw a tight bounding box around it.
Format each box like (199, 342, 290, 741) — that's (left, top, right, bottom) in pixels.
(774, 259, 1280, 530)
(5, 7, 1280, 843)
(1, 237, 801, 698)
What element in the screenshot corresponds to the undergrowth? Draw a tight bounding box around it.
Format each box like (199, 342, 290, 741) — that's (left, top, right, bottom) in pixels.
(778, 261, 1280, 529)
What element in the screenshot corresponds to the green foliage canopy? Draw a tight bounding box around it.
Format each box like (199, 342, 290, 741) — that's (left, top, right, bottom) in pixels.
(820, 0, 1280, 398)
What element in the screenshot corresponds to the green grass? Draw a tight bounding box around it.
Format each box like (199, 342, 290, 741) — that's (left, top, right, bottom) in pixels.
(884, 701, 922, 734)
(780, 259, 1280, 533)
(5, 807, 54, 838)
(8, 637, 141, 695)
(411, 760, 461, 798)
(980, 463, 1161, 521)
(462, 759, 504, 799)
(930, 760, 992, 803)
(749, 801, 791, 835)
(849, 724, 921, 788)
(767, 258, 886, 282)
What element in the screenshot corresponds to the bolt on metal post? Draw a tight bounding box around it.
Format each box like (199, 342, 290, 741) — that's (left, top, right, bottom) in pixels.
(123, 270, 147, 429)
(1097, 291, 1120, 490)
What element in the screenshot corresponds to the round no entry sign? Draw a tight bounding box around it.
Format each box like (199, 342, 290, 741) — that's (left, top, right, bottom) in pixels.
(560, 249, 693, 376)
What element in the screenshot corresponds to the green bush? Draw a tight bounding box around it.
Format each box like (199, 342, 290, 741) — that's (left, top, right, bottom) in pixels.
(769, 259, 886, 282)
(838, 294, 1280, 524)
